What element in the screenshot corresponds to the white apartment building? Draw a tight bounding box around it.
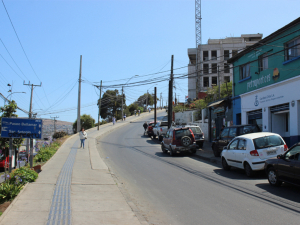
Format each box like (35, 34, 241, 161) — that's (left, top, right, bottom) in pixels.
(187, 34, 263, 100)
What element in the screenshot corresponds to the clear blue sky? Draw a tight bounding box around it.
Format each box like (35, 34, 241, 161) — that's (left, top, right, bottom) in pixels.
(0, 0, 299, 123)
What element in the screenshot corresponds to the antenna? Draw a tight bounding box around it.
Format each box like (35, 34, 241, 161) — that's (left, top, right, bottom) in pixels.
(195, 0, 202, 95)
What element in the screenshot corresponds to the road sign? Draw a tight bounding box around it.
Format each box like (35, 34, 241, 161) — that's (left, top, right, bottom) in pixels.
(1, 118, 43, 139)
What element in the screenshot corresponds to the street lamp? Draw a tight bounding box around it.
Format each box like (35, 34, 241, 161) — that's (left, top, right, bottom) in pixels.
(4, 92, 26, 106)
(122, 75, 139, 118)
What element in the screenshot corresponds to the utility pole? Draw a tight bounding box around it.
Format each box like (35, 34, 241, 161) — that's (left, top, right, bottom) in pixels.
(146, 90, 148, 109)
(121, 86, 124, 120)
(154, 87, 157, 124)
(77, 55, 82, 133)
(168, 55, 174, 129)
(160, 92, 162, 108)
(23, 81, 42, 168)
(218, 65, 220, 98)
(178, 95, 180, 105)
(50, 116, 59, 133)
(97, 80, 102, 130)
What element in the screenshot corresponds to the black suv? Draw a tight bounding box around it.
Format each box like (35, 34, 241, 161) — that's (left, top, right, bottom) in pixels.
(211, 124, 261, 157)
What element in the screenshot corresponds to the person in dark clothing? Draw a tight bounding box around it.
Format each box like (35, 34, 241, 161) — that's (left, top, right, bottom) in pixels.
(143, 122, 148, 133)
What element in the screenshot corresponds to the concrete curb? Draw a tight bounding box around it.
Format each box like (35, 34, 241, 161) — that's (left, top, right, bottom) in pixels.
(0, 182, 29, 223)
(193, 151, 222, 166)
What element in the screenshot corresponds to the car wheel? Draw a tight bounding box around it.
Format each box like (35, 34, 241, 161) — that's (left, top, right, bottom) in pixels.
(153, 135, 156, 139)
(181, 136, 191, 147)
(198, 142, 203, 148)
(267, 167, 282, 187)
(222, 157, 231, 171)
(213, 145, 220, 157)
(161, 144, 167, 154)
(244, 162, 254, 177)
(169, 147, 174, 156)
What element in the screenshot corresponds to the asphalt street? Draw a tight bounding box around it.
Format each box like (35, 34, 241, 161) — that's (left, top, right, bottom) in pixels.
(97, 111, 300, 225)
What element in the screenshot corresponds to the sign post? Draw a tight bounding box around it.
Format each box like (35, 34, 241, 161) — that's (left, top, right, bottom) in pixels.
(1, 118, 43, 169)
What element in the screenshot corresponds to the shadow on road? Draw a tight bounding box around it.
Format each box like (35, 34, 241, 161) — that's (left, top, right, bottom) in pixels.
(213, 168, 266, 181)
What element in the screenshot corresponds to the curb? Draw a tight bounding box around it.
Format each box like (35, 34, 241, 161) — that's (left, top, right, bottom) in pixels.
(0, 182, 29, 223)
(193, 151, 222, 166)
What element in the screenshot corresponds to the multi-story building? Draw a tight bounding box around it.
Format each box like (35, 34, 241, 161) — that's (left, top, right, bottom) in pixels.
(228, 17, 300, 147)
(187, 34, 263, 100)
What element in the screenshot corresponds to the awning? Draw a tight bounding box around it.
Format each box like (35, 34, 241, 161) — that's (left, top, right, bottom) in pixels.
(207, 100, 224, 108)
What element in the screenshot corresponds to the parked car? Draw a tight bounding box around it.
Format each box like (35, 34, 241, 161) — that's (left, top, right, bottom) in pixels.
(181, 125, 204, 148)
(153, 121, 169, 141)
(147, 121, 157, 138)
(212, 124, 261, 157)
(264, 143, 300, 187)
(221, 132, 288, 177)
(161, 127, 197, 156)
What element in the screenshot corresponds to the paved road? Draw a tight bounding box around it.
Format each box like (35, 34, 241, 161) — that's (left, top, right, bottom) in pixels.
(97, 111, 300, 225)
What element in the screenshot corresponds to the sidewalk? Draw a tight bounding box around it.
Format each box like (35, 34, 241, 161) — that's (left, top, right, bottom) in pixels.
(194, 141, 222, 166)
(0, 112, 153, 225)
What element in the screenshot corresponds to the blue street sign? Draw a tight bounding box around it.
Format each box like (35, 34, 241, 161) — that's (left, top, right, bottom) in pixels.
(1, 118, 43, 139)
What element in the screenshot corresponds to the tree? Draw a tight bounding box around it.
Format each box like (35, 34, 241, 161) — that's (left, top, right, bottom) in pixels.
(128, 103, 138, 114)
(73, 114, 95, 132)
(99, 89, 123, 120)
(0, 101, 23, 157)
(137, 93, 154, 107)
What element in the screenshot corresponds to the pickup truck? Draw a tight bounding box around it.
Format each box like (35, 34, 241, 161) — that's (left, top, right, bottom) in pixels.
(153, 121, 169, 141)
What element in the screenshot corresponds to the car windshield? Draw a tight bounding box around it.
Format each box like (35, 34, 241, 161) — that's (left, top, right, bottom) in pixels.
(189, 127, 201, 134)
(175, 129, 192, 140)
(253, 135, 284, 149)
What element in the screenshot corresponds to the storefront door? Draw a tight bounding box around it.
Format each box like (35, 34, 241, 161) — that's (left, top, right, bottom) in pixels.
(247, 110, 262, 131)
(271, 103, 290, 146)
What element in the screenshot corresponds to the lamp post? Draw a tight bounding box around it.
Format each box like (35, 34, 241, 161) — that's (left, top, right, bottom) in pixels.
(122, 75, 139, 118)
(4, 92, 26, 106)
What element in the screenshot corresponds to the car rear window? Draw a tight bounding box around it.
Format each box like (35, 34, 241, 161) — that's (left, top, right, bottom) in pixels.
(253, 135, 284, 149)
(175, 129, 192, 140)
(189, 127, 202, 134)
(149, 123, 156, 127)
(240, 125, 260, 135)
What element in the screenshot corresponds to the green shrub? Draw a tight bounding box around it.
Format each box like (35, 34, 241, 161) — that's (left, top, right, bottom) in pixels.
(0, 182, 24, 204)
(9, 167, 38, 185)
(53, 131, 67, 139)
(34, 141, 61, 163)
(138, 107, 144, 113)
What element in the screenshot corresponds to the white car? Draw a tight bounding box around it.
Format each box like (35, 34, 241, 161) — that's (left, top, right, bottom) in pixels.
(221, 132, 288, 177)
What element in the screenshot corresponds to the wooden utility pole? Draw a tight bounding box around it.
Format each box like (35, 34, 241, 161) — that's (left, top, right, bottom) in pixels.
(121, 86, 124, 120)
(168, 55, 174, 129)
(154, 87, 157, 124)
(77, 55, 82, 133)
(98, 80, 102, 130)
(218, 65, 220, 98)
(23, 81, 42, 168)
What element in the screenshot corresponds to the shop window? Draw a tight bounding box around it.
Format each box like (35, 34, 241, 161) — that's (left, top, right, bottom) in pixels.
(285, 37, 300, 61)
(203, 64, 209, 74)
(259, 53, 268, 71)
(224, 63, 230, 73)
(224, 50, 230, 60)
(212, 77, 218, 86)
(239, 63, 251, 80)
(211, 63, 217, 73)
(203, 51, 209, 61)
(211, 51, 217, 60)
(203, 77, 209, 87)
(232, 50, 238, 57)
(224, 76, 230, 83)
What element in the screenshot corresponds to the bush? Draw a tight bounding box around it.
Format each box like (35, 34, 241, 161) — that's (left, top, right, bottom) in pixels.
(34, 141, 61, 163)
(0, 182, 24, 204)
(138, 107, 144, 113)
(9, 167, 38, 185)
(53, 131, 67, 139)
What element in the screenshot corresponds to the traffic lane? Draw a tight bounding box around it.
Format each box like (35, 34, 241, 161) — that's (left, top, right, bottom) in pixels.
(97, 117, 300, 224)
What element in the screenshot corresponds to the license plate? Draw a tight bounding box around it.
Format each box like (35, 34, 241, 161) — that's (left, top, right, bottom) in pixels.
(267, 150, 277, 155)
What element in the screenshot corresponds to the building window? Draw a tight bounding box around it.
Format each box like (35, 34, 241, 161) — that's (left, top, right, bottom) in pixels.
(259, 53, 268, 71)
(239, 63, 251, 80)
(285, 37, 300, 61)
(224, 50, 230, 60)
(203, 77, 209, 87)
(212, 77, 217, 86)
(203, 64, 209, 74)
(211, 63, 217, 73)
(224, 63, 230, 73)
(232, 50, 238, 57)
(211, 51, 217, 60)
(203, 51, 209, 61)
(224, 76, 230, 83)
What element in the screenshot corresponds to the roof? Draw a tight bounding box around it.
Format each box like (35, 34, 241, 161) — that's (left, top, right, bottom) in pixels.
(238, 132, 282, 139)
(227, 17, 300, 64)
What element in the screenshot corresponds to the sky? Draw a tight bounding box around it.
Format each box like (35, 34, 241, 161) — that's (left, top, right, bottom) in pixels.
(0, 0, 299, 123)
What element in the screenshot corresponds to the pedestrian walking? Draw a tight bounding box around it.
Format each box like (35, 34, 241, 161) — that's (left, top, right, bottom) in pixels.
(112, 116, 116, 125)
(123, 114, 126, 121)
(134, 110, 137, 116)
(143, 122, 148, 135)
(138, 110, 140, 116)
(79, 128, 87, 149)
(148, 108, 151, 113)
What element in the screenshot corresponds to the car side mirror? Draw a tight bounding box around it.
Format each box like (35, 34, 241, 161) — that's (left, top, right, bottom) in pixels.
(223, 146, 227, 150)
(277, 154, 283, 159)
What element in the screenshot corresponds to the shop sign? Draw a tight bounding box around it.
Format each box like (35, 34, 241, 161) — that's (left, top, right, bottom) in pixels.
(214, 107, 224, 114)
(254, 93, 284, 107)
(247, 74, 271, 91)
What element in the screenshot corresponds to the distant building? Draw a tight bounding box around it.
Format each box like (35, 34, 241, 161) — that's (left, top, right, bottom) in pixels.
(187, 34, 263, 100)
